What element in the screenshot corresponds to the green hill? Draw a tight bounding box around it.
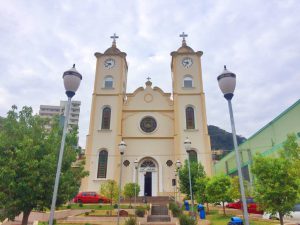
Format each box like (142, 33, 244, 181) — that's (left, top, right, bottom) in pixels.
(208, 125, 246, 151)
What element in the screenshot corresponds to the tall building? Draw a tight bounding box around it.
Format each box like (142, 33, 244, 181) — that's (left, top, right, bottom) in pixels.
(81, 34, 212, 196)
(39, 100, 81, 130)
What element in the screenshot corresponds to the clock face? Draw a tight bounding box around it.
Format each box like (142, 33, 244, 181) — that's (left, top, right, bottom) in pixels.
(140, 117, 157, 133)
(182, 57, 193, 68)
(104, 58, 115, 69)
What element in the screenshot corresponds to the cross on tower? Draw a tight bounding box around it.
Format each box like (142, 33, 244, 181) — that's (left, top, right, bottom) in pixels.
(179, 32, 188, 41)
(147, 77, 151, 81)
(110, 33, 119, 42)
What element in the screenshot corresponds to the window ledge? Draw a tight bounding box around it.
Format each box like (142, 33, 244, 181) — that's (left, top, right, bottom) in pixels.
(184, 129, 199, 132)
(182, 87, 195, 89)
(98, 129, 112, 132)
(93, 178, 107, 181)
(102, 87, 114, 90)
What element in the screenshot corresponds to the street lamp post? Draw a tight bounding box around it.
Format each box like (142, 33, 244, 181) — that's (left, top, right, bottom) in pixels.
(49, 65, 82, 225)
(184, 137, 195, 219)
(134, 159, 138, 210)
(217, 65, 250, 225)
(175, 160, 182, 204)
(174, 169, 177, 201)
(117, 140, 126, 225)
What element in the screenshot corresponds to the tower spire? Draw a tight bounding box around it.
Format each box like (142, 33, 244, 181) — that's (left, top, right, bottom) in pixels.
(110, 33, 119, 47)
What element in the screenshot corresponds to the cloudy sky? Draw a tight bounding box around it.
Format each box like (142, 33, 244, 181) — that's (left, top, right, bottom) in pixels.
(0, 0, 299, 147)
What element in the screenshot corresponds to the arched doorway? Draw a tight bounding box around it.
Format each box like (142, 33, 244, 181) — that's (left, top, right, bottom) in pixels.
(138, 158, 158, 196)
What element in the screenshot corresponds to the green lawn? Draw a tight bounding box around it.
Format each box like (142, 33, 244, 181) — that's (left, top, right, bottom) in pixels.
(205, 210, 278, 225)
(58, 203, 143, 210)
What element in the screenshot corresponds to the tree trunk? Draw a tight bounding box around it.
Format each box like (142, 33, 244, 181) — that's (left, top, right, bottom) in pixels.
(206, 202, 209, 213)
(222, 202, 226, 215)
(21, 209, 32, 225)
(279, 212, 284, 225)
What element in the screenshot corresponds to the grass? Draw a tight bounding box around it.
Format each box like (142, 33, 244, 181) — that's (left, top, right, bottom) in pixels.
(58, 204, 138, 210)
(81, 210, 134, 217)
(205, 210, 278, 225)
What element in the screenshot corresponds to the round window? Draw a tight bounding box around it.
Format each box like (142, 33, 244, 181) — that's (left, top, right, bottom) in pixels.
(140, 116, 157, 133)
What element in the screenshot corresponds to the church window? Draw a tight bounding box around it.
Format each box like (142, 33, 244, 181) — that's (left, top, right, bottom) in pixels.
(166, 160, 173, 167)
(189, 150, 198, 163)
(101, 107, 111, 129)
(140, 116, 157, 133)
(123, 160, 130, 167)
(97, 150, 108, 178)
(141, 160, 156, 168)
(185, 107, 195, 129)
(104, 76, 113, 88)
(183, 75, 193, 88)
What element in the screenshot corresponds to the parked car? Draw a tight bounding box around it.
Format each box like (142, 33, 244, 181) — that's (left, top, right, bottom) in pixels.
(73, 192, 111, 203)
(262, 203, 300, 222)
(226, 198, 263, 214)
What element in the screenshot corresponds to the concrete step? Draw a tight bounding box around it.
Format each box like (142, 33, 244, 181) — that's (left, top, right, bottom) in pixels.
(141, 223, 176, 225)
(147, 215, 171, 222)
(151, 205, 169, 215)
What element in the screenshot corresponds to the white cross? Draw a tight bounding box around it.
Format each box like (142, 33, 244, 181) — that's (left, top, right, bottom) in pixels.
(179, 32, 188, 41)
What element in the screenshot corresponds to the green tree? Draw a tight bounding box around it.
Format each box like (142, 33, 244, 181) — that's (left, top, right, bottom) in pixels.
(100, 179, 119, 208)
(123, 183, 140, 207)
(252, 154, 299, 225)
(0, 106, 87, 225)
(195, 177, 210, 212)
(228, 176, 252, 201)
(206, 175, 231, 215)
(178, 160, 206, 199)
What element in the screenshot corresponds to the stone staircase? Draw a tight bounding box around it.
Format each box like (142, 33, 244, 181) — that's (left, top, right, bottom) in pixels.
(147, 204, 171, 222)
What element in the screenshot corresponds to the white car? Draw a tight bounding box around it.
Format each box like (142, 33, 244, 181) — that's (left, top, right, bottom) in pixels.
(262, 203, 300, 222)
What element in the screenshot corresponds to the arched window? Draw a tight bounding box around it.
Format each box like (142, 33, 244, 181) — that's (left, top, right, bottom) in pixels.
(189, 150, 198, 163)
(104, 76, 113, 88)
(183, 75, 193, 88)
(101, 107, 111, 129)
(185, 106, 195, 129)
(97, 150, 108, 178)
(141, 160, 156, 168)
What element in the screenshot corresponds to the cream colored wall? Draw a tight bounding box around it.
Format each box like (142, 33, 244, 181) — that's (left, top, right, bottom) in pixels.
(121, 138, 175, 193)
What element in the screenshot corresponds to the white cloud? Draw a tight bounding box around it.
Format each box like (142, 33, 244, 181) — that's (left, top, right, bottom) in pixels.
(0, 0, 299, 146)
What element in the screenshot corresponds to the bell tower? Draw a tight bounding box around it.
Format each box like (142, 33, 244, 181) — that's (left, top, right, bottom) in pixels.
(82, 34, 128, 191)
(171, 33, 212, 175)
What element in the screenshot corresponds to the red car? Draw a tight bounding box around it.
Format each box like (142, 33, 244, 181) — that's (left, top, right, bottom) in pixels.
(73, 192, 111, 204)
(226, 198, 263, 214)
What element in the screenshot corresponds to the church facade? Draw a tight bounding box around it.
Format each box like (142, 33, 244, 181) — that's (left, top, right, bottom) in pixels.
(81, 35, 212, 196)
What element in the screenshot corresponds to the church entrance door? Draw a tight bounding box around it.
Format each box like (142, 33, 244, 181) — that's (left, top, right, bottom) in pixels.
(144, 172, 152, 196)
(139, 158, 158, 196)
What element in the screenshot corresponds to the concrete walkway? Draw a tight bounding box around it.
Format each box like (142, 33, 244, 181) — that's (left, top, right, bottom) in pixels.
(3, 209, 90, 225)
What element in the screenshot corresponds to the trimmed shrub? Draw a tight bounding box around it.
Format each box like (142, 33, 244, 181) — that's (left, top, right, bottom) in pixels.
(113, 203, 118, 209)
(124, 217, 137, 225)
(171, 204, 182, 217)
(179, 214, 197, 225)
(84, 212, 89, 216)
(79, 203, 83, 207)
(135, 207, 145, 217)
(66, 204, 71, 209)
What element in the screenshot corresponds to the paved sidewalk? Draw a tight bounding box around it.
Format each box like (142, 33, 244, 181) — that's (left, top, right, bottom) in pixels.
(3, 209, 90, 225)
